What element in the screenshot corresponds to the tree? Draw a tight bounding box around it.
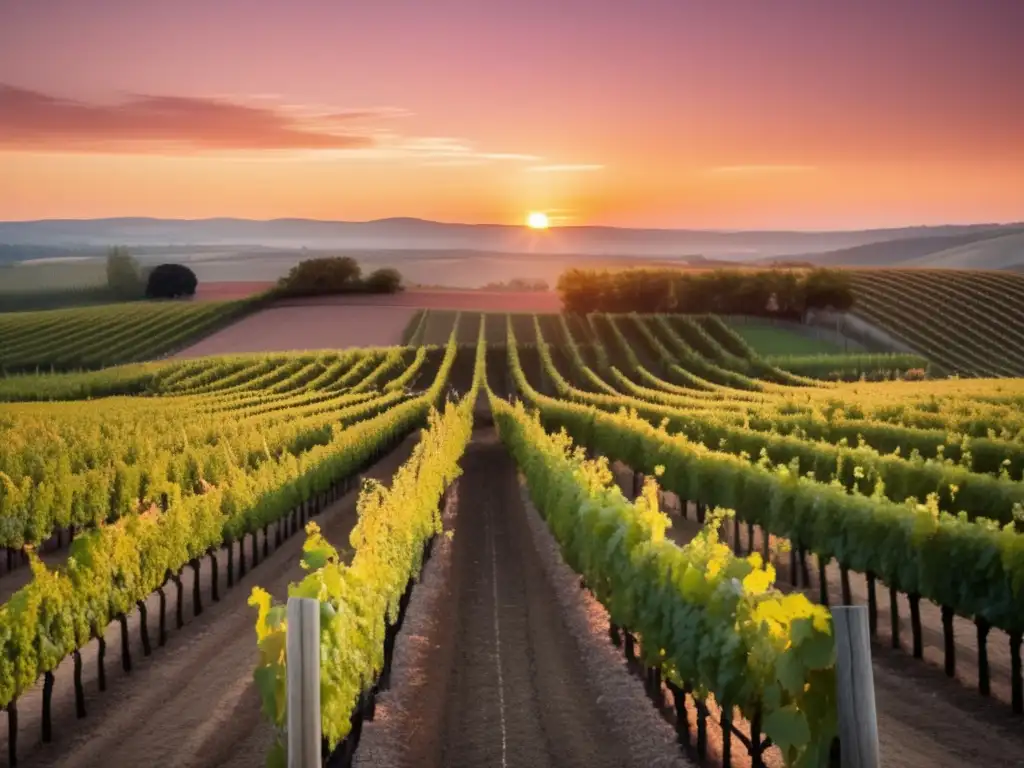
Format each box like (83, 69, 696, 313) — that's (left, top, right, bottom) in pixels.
(145, 264, 198, 299)
(363, 267, 403, 294)
(803, 269, 855, 315)
(557, 268, 608, 314)
(276, 256, 369, 298)
(106, 247, 144, 299)
(555, 266, 855, 319)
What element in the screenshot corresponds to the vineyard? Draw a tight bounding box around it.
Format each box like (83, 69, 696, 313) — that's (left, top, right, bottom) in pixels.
(847, 268, 1024, 377)
(0, 299, 262, 373)
(2, 302, 1024, 768)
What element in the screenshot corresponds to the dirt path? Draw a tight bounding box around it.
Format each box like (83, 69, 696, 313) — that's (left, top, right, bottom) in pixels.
(396, 430, 633, 768)
(194, 284, 562, 312)
(609, 465, 1024, 768)
(173, 304, 416, 357)
(8, 434, 420, 768)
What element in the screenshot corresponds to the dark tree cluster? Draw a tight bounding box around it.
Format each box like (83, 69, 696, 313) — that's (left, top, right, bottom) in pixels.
(146, 263, 198, 299)
(557, 267, 855, 320)
(275, 257, 403, 298)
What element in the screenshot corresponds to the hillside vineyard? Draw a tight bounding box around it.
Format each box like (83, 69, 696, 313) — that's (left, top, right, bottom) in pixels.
(2, 311, 1024, 768)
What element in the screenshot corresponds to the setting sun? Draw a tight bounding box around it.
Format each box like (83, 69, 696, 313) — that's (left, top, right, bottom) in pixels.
(526, 211, 550, 229)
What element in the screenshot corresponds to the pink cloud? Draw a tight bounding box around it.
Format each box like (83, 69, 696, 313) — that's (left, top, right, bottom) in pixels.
(0, 83, 376, 153)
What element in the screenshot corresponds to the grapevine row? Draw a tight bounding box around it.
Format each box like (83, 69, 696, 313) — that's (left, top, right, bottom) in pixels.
(250, 313, 485, 762)
(506, 330, 1024, 661)
(492, 361, 838, 766)
(0, 323, 463, 716)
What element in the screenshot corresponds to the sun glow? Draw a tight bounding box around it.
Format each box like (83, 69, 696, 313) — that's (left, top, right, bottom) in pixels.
(526, 211, 549, 229)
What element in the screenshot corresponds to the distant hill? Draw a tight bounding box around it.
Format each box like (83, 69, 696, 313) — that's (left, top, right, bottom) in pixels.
(768, 225, 1024, 268)
(902, 231, 1024, 269)
(2, 217, 1022, 262)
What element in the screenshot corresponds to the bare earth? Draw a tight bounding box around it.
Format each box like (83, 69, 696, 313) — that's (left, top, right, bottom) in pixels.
(395, 430, 652, 768)
(195, 282, 275, 301)
(195, 282, 562, 313)
(173, 304, 417, 357)
(271, 290, 562, 313)
(178, 288, 563, 357)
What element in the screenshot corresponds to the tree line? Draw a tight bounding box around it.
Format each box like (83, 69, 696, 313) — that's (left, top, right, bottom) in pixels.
(274, 256, 402, 298)
(556, 267, 855, 319)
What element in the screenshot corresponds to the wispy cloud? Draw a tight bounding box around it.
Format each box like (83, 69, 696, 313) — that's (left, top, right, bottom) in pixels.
(0, 85, 520, 164)
(525, 163, 604, 173)
(706, 165, 817, 175)
(0, 83, 593, 170)
(0, 83, 379, 152)
(300, 135, 540, 165)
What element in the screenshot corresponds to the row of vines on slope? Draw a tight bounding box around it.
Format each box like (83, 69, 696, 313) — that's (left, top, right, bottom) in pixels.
(507, 325, 1024, 712)
(489, 387, 837, 767)
(249, 315, 486, 765)
(0, 324, 463, 724)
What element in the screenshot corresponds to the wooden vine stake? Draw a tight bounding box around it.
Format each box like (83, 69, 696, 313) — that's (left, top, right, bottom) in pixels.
(287, 597, 321, 768)
(832, 605, 880, 768)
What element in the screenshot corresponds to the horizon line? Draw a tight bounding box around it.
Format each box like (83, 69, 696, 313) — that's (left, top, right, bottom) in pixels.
(2, 215, 1023, 236)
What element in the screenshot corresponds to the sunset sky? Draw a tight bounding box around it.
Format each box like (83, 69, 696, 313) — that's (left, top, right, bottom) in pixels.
(1, 0, 1022, 229)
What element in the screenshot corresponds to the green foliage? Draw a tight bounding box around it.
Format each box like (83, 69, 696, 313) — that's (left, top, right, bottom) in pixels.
(0, 298, 261, 373)
(106, 246, 145, 300)
(505, 341, 1024, 636)
(0, 329, 468, 712)
(0, 286, 118, 314)
(767, 352, 930, 381)
(729, 323, 846, 357)
(847, 268, 1024, 378)
(277, 256, 358, 295)
(803, 269, 855, 313)
(275, 257, 405, 298)
(530, 327, 1024, 523)
(489, 388, 837, 766)
(557, 267, 854, 319)
(363, 267, 403, 294)
(249, 321, 482, 761)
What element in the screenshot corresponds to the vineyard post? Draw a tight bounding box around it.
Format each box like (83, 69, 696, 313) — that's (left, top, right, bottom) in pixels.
(832, 605, 879, 768)
(286, 596, 321, 768)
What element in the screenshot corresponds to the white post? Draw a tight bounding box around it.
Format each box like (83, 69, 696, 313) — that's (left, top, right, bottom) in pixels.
(832, 605, 880, 768)
(287, 597, 322, 768)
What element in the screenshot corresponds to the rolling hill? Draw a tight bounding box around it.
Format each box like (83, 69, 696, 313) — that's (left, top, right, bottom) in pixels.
(903, 231, 1024, 270)
(771, 224, 1024, 269)
(847, 268, 1024, 376)
(3, 217, 1022, 261)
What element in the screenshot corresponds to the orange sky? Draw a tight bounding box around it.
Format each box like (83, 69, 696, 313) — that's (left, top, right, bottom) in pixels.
(1, 1, 1022, 229)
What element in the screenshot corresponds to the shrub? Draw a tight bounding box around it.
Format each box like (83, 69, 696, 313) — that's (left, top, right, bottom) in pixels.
(106, 247, 145, 299)
(275, 258, 404, 298)
(803, 268, 855, 312)
(145, 264, 198, 299)
(363, 267, 403, 294)
(277, 257, 362, 297)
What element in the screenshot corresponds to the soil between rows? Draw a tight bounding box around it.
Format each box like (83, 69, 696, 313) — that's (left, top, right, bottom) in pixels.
(6, 434, 420, 768)
(398, 429, 633, 768)
(173, 304, 417, 357)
